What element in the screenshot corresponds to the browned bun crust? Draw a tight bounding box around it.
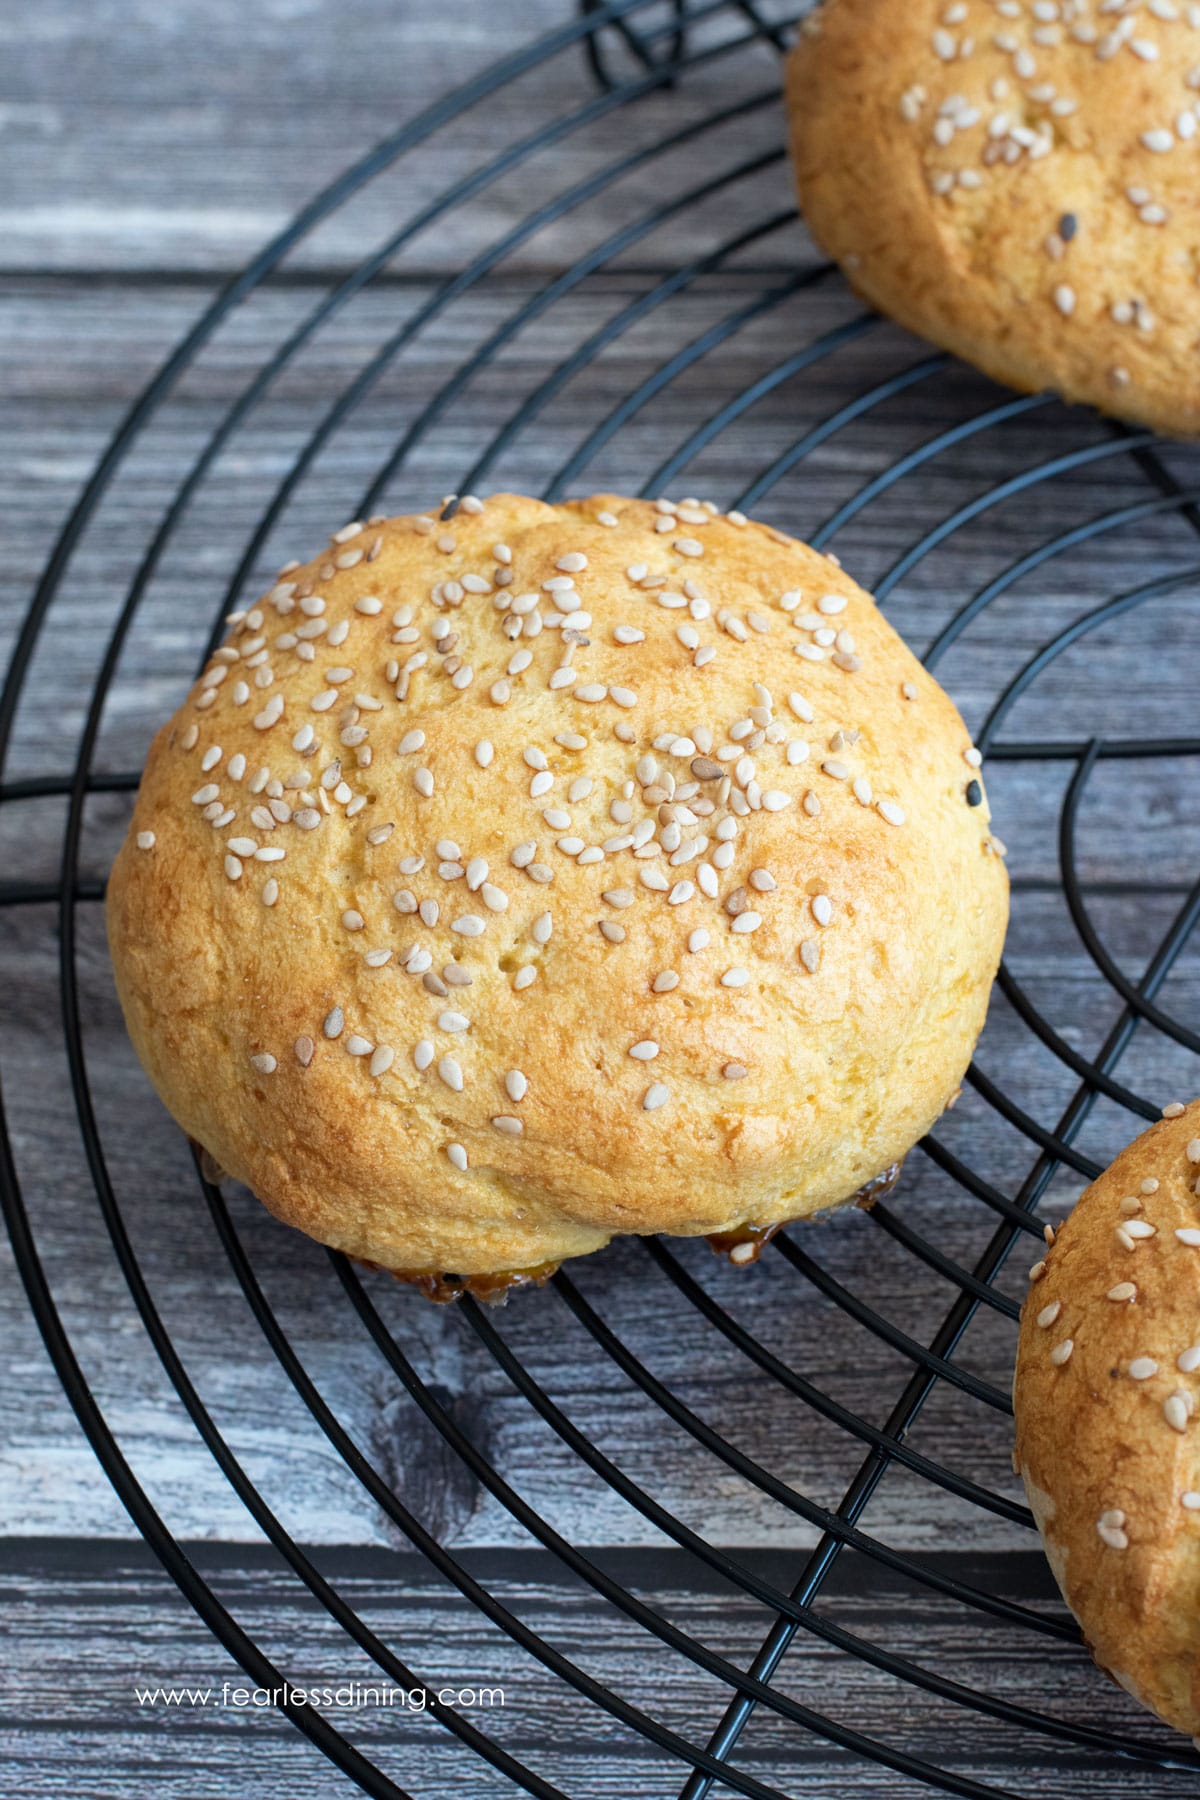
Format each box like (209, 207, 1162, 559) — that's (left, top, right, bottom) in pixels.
(1014, 1100, 1200, 1734)
(787, 0, 1200, 436)
(107, 493, 1007, 1283)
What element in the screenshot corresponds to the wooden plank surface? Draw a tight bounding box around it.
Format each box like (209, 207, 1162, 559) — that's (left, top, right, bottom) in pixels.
(3, 1, 1200, 1796)
(5, 1539, 1197, 1800)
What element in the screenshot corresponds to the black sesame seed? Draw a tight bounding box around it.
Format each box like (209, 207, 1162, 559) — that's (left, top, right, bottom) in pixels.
(1059, 212, 1078, 242)
(966, 779, 983, 807)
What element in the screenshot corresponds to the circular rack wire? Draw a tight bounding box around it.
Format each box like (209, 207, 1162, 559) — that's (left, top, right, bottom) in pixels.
(3, 1, 1200, 1795)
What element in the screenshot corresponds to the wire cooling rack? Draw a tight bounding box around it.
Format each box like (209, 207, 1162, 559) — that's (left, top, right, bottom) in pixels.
(4, 1, 1200, 1794)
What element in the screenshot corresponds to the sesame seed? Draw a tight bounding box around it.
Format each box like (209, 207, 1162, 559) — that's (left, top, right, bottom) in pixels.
(503, 1070, 529, 1105)
(1107, 1282, 1137, 1302)
(249, 1052, 276, 1074)
(877, 800, 906, 827)
(345, 1035, 372, 1057)
(1163, 1101, 1186, 1118)
(730, 912, 762, 934)
(721, 967, 750, 988)
(1036, 1300, 1061, 1329)
(1176, 1228, 1200, 1247)
(438, 1011, 470, 1034)
(798, 939, 821, 974)
(135, 830, 156, 851)
(630, 1040, 659, 1061)
(1049, 1338, 1074, 1366)
(447, 1142, 468, 1172)
(341, 909, 364, 932)
(491, 1115, 523, 1135)
(323, 1007, 344, 1039)
(722, 1063, 747, 1080)
(643, 1083, 671, 1112)
(1053, 283, 1076, 316)
(438, 1057, 464, 1092)
(369, 1045, 395, 1077)
(413, 1040, 434, 1071)
(1165, 1393, 1191, 1432)
(1096, 1513, 1129, 1551)
(1129, 1357, 1158, 1380)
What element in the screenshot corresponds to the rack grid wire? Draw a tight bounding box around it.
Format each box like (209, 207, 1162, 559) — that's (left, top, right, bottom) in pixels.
(3, 1, 1200, 1795)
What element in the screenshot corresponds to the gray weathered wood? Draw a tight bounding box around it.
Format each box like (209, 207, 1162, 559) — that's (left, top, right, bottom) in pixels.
(3, 1540, 1194, 1800)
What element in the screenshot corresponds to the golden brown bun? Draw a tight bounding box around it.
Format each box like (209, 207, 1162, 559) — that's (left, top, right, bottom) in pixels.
(1014, 1100, 1200, 1735)
(787, 0, 1200, 437)
(106, 493, 1007, 1282)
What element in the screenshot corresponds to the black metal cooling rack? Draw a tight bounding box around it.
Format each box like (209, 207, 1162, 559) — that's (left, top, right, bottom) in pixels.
(4, 1, 1200, 1795)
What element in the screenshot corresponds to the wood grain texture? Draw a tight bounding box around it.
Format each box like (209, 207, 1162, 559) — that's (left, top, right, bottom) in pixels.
(3, 0, 1200, 1794)
(4, 1540, 1196, 1800)
(0, 0, 799, 274)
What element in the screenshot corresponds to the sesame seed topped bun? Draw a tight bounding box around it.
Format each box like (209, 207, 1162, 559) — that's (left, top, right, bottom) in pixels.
(1014, 1100, 1200, 1735)
(106, 493, 1007, 1295)
(787, 0, 1200, 436)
